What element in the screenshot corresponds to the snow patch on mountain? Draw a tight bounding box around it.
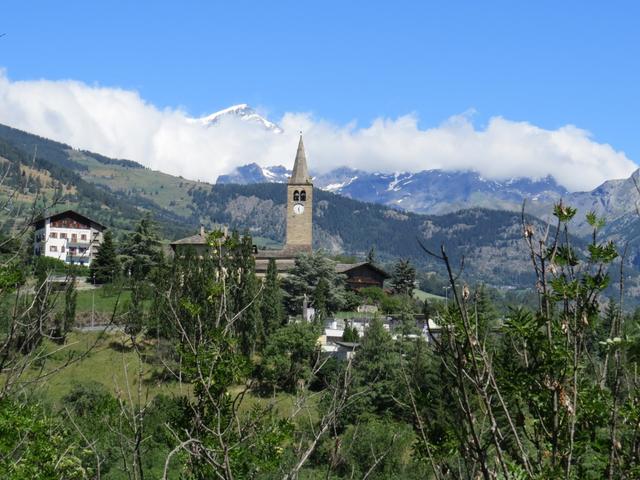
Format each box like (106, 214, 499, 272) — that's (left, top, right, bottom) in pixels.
(325, 176, 359, 192)
(193, 104, 283, 133)
(217, 163, 571, 215)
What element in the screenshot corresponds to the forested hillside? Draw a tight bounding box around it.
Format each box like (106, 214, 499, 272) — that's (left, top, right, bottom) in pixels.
(192, 183, 587, 288)
(0, 124, 197, 237)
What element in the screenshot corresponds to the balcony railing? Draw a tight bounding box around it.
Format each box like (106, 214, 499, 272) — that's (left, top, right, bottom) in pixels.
(66, 240, 91, 248)
(66, 255, 91, 264)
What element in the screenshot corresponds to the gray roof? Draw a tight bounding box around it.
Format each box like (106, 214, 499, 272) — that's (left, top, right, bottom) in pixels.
(170, 233, 207, 246)
(255, 258, 296, 272)
(289, 135, 312, 185)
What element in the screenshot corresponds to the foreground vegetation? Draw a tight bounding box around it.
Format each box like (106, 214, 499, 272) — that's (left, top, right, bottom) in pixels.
(2, 191, 640, 479)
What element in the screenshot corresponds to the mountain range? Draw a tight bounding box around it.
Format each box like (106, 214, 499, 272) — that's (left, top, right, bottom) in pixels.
(217, 163, 571, 215)
(211, 103, 640, 234)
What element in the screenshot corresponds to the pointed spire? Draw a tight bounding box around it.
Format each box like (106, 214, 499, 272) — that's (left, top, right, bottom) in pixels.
(289, 134, 311, 184)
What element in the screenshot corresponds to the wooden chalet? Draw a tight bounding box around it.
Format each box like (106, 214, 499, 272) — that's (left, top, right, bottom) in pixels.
(335, 262, 390, 290)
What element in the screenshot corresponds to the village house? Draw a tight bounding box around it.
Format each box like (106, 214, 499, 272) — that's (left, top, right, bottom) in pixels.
(33, 210, 105, 267)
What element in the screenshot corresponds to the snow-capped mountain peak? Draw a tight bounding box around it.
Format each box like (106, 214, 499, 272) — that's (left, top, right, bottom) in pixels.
(217, 163, 570, 215)
(194, 104, 283, 133)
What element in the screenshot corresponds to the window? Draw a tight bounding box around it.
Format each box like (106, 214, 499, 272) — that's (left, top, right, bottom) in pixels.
(293, 190, 300, 201)
(61, 246, 65, 253)
(60, 233, 67, 239)
(50, 232, 57, 239)
(300, 190, 306, 201)
(81, 234, 87, 241)
(49, 245, 57, 252)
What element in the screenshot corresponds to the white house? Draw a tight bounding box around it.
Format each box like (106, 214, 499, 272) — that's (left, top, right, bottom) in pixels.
(33, 210, 105, 267)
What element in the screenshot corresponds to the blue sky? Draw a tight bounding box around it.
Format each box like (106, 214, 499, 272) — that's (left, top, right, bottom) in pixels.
(0, 0, 638, 187)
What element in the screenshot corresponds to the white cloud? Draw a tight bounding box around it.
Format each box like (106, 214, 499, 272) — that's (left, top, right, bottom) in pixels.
(0, 71, 635, 191)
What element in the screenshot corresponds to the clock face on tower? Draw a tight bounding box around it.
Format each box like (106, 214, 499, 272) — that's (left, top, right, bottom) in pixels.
(293, 203, 305, 215)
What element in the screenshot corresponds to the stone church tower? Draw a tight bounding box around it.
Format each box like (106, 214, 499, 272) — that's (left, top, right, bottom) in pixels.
(285, 135, 313, 252)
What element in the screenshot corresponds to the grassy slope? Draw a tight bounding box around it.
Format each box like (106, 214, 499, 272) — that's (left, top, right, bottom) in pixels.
(22, 331, 316, 423)
(70, 150, 200, 217)
(413, 289, 445, 302)
(76, 288, 131, 313)
(29, 331, 190, 405)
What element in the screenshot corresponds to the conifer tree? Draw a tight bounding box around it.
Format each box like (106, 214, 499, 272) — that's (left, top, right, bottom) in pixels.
(313, 277, 330, 322)
(366, 246, 377, 264)
(89, 230, 120, 284)
(261, 258, 284, 341)
(124, 279, 145, 340)
(342, 322, 359, 342)
(231, 234, 262, 356)
(120, 213, 163, 281)
(390, 259, 416, 297)
(422, 298, 433, 320)
(282, 252, 346, 316)
(53, 273, 77, 344)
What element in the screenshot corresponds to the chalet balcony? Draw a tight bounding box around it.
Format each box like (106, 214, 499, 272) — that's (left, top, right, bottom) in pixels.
(66, 254, 91, 264)
(66, 240, 91, 248)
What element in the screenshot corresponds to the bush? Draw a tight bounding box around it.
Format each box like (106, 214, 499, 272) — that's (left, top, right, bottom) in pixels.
(259, 322, 320, 393)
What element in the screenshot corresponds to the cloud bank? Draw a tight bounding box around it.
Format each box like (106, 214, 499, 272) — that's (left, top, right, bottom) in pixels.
(0, 71, 635, 192)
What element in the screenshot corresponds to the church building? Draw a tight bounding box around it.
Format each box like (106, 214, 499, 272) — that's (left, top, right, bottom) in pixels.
(254, 135, 313, 273)
(172, 135, 388, 289)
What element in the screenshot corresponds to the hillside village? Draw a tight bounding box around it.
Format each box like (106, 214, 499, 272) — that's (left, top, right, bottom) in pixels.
(0, 111, 638, 478)
(2, 4, 640, 477)
(0, 117, 638, 478)
(32, 137, 441, 361)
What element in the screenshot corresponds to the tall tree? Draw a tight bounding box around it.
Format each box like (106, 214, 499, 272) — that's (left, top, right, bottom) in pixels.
(313, 277, 330, 322)
(229, 233, 262, 356)
(260, 322, 319, 393)
(120, 213, 163, 281)
(348, 316, 403, 421)
(366, 246, 377, 264)
(124, 279, 145, 340)
(390, 258, 416, 297)
(89, 229, 120, 284)
(282, 252, 346, 316)
(52, 273, 77, 344)
(261, 258, 284, 341)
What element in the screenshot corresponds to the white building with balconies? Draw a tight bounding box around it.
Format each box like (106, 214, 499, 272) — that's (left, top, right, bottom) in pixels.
(33, 210, 105, 267)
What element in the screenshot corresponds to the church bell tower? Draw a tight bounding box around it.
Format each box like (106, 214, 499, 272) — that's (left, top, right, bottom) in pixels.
(285, 135, 313, 252)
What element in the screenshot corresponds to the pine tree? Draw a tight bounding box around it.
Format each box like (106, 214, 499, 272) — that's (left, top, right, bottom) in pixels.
(282, 252, 346, 316)
(390, 259, 416, 297)
(55, 273, 77, 344)
(232, 234, 262, 356)
(366, 246, 377, 264)
(342, 322, 359, 342)
(120, 214, 163, 281)
(89, 230, 120, 284)
(422, 298, 434, 320)
(125, 280, 145, 340)
(52, 274, 77, 344)
(261, 258, 284, 342)
(313, 277, 330, 322)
